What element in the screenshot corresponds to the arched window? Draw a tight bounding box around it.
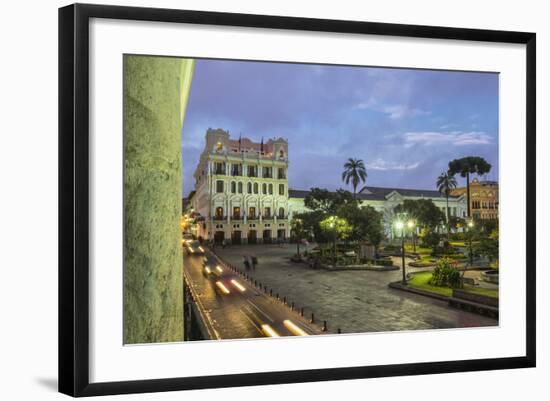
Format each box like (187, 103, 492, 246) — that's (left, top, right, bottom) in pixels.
(279, 149, 284, 159)
(231, 181, 236, 194)
(247, 182, 252, 194)
(253, 183, 259, 194)
(279, 184, 285, 196)
(216, 180, 224, 193)
(278, 207, 285, 219)
(215, 207, 223, 219)
(268, 183, 273, 195)
(238, 182, 243, 194)
(262, 183, 267, 194)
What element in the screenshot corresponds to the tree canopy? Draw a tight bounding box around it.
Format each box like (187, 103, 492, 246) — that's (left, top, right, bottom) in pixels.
(342, 158, 367, 197)
(304, 187, 357, 214)
(448, 156, 492, 178)
(394, 199, 445, 230)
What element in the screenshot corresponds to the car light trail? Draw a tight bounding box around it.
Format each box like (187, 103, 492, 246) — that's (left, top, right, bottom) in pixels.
(215, 281, 230, 294)
(230, 279, 246, 292)
(261, 324, 280, 337)
(204, 266, 211, 274)
(216, 265, 223, 273)
(283, 320, 309, 336)
(198, 246, 205, 252)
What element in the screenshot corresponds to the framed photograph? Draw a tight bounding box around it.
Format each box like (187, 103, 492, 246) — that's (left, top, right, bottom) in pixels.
(58, 3, 536, 397)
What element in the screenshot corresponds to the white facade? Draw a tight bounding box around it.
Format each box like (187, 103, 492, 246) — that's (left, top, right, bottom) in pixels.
(191, 128, 290, 244)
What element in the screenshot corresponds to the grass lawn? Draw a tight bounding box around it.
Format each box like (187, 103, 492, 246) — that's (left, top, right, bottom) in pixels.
(407, 272, 499, 299)
(407, 272, 452, 296)
(405, 245, 432, 254)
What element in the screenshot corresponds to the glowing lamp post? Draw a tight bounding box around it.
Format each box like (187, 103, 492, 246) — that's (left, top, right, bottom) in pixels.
(467, 220, 474, 267)
(407, 220, 416, 253)
(394, 220, 407, 285)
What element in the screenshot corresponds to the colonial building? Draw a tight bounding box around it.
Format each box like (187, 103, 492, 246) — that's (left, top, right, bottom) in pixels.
(450, 178, 499, 220)
(288, 186, 467, 235)
(190, 128, 290, 244)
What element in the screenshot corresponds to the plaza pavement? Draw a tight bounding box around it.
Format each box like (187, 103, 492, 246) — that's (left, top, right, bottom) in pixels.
(213, 243, 498, 334)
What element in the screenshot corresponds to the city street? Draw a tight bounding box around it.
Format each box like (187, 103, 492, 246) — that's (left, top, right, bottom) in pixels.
(183, 250, 324, 340)
(213, 244, 498, 334)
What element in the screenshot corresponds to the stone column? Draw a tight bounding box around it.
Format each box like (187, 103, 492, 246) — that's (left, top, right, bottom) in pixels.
(124, 55, 194, 344)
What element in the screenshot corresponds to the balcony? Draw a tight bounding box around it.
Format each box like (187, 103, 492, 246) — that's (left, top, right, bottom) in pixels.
(231, 215, 243, 221)
(262, 173, 273, 179)
(213, 215, 227, 221)
(214, 168, 225, 175)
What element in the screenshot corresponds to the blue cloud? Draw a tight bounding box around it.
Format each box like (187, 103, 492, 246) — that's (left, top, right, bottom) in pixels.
(182, 59, 499, 195)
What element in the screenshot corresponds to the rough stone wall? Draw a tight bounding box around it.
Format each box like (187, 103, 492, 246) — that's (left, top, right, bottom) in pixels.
(123, 55, 194, 344)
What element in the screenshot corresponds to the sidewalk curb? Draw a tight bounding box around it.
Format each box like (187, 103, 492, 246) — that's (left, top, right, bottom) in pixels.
(388, 281, 450, 302)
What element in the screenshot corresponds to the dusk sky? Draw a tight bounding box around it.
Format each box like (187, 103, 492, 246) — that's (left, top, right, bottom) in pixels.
(181, 59, 499, 197)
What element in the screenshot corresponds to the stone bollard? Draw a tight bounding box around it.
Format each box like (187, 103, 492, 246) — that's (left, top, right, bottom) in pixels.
(291, 302, 294, 310)
(300, 307, 304, 316)
(283, 296, 286, 304)
(322, 320, 327, 332)
(337, 328, 341, 334)
(311, 313, 315, 323)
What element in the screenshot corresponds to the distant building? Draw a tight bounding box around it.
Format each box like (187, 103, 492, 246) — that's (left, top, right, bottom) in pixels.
(451, 178, 499, 220)
(190, 128, 290, 244)
(288, 186, 467, 235)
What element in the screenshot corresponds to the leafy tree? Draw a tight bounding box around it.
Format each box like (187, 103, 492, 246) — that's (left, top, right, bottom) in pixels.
(448, 216, 465, 231)
(394, 199, 445, 231)
(319, 216, 352, 240)
(337, 203, 384, 250)
(421, 230, 440, 253)
(290, 217, 307, 256)
(304, 188, 357, 214)
(436, 171, 457, 238)
(294, 211, 331, 244)
(320, 216, 352, 264)
(476, 228, 499, 265)
(448, 156, 492, 217)
(342, 158, 367, 199)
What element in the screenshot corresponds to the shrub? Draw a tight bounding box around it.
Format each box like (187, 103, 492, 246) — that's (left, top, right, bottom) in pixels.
(430, 258, 462, 288)
(421, 231, 440, 251)
(449, 232, 465, 241)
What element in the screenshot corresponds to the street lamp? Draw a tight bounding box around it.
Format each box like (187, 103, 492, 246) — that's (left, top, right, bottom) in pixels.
(407, 220, 416, 253)
(467, 219, 474, 267)
(394, 220, 406, 285)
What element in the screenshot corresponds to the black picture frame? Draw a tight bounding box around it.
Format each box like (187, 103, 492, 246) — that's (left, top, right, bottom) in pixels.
(59, 3, 536, 397)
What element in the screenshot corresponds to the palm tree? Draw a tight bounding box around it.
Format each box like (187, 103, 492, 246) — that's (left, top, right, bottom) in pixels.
(436, 172, 457, 238)
(448, 157, 492, 218)
(342, 158, 367, 199)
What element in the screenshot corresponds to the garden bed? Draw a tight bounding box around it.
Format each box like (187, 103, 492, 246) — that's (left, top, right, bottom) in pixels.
(405, 272, 499, 299)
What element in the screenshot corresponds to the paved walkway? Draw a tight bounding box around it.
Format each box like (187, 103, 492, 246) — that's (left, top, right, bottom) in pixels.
(213, 244, 498, 334)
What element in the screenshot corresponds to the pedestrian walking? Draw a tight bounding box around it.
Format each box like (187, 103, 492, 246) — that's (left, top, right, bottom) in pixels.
(251, 255, 258, 270)
(222, 239, 226, 249)
(243, 255, 250, 270)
